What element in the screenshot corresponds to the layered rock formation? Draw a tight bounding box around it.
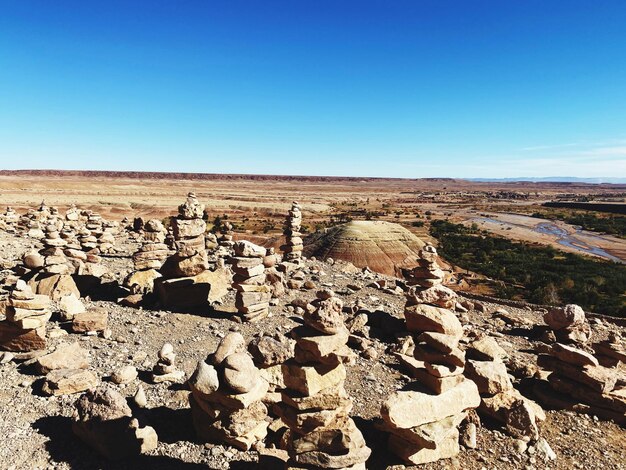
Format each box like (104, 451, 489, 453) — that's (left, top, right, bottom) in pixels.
(152, 343, 185, 383)
(305, 220, 426, 276)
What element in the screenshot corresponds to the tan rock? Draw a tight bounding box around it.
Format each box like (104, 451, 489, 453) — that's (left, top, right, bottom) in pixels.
(382, 379, 480, 428)
(282, 362, 346, 396)
(36, 342, 90, 374)
(42, 368, 99, 396)
(465, 360, 513, 395)
(72, 309, 108, 333)
(404, 304, 463, 339)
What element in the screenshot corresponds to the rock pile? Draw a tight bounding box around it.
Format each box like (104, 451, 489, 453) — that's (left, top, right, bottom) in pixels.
(218, 221, 235, 250)
(72, 383, 158, 460)
(2, 206, 19, 232)
(124, 219, 168, 294)
(152, 343, 185, 383)
(384, 295, 480, 465)
(277, 290, 371, 469)
(39, 223, 72, 275)
(282, 201, 303, 262)
(0, 280, 50, 351)
(188, 333, 270, 450)
(536, 342, 625, 424)
(543, 304, 591, 344)
(407, 244, 446, 288)
(403, 247, 457, 309)
(232, 241, 271, 322)
(465, 335, 544, 441)
(170, 192, 209, 277)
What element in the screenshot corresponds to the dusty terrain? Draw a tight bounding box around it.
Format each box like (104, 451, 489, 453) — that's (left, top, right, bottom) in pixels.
(0, 217, 625, 469)
(2, 171, 625, 264)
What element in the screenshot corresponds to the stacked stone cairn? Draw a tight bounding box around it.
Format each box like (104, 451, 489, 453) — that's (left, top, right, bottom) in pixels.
(282, 201, 304, 263)
(124, 219, 168, 294)
(381, 290, 480, 465)
(404, 245, 457, 309)
(232, 240, 271, 322)
(152, 343, 185, 383)
(2, 207, 19, 232)
(408, 244, 446, 288)
(277, 289, 371, 469)
(188, 333, 270, 450)
(543, 304, 592, 344)
(65, 203, 81, 226)
(0, 280, 50, 351)
(39, 223, 72, 275)
(218, 221, 235, 249)
(98, 220, 118, 254)
(536, 338, 625, 425)
(78, 226, 98, 251)
(170, 192, 209, 277)
(465, 335, 545, 441)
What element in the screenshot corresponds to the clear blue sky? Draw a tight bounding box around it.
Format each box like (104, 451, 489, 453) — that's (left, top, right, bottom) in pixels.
(1, 1, 625, 178)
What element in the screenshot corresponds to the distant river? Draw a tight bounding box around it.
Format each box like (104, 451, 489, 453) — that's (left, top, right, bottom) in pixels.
(471, 217, 624, 264)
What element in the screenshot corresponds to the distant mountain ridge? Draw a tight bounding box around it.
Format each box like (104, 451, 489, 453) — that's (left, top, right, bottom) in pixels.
(468, 177, 626, 184)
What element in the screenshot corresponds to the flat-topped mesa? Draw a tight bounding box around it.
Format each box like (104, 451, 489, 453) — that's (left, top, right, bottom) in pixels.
(188, 333, 269, 450)
(381, 292, 480, 465)
(169, 192, 209, 277)
(0, 280, 50, 352)
(232, 241, 271, 322)
(543, 304, 592, 344)
(276, 289, 370, 469)
(282, 201, 303, 263)
(124, 219, 169, 294)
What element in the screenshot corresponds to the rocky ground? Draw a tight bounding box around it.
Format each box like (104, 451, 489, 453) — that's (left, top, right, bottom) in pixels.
(0, 230, 625, 470)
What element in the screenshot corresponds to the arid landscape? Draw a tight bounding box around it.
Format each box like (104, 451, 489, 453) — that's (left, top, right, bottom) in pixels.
(0, 171, 624, 469)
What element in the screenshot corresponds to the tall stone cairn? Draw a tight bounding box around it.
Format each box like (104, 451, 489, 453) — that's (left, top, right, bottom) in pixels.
(171, 192, 209, 277)
(188, 333, 270, 450)
(2, 207, 19, 232)
(408, 244, 446, 288)
(405, 245, 457, 309)
(125, 219, 168, 293)
(282, 201, 303, 262)
(232, 241, 271, 322)
(278, 290, 371, 470)
(218, 221, 235, 255)
(380, 291, 480, 465)
(40, 223, 72, 275)
(0, 280, 50, 352)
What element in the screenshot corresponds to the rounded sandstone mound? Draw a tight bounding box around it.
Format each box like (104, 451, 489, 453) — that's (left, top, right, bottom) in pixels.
(304, 221, 426, 276)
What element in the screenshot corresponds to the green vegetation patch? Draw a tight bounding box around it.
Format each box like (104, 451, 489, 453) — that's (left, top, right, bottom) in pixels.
(430, 220, 626, 317)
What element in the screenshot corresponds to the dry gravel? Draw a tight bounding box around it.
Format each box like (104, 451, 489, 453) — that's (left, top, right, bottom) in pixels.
(0, 229, 624, 470)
